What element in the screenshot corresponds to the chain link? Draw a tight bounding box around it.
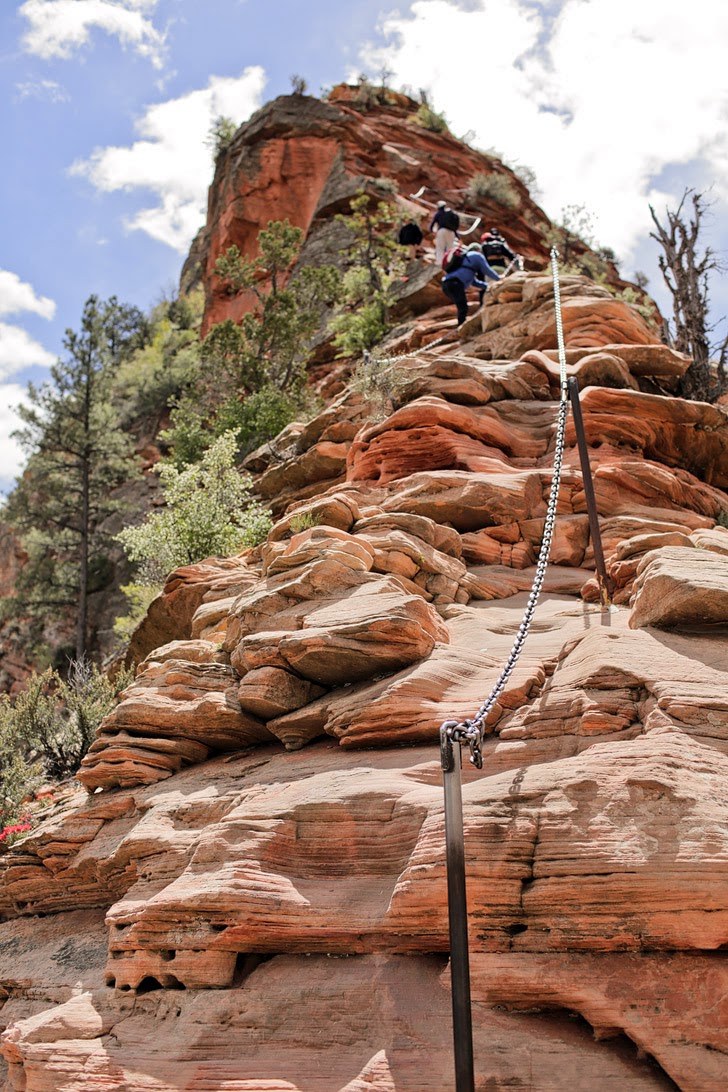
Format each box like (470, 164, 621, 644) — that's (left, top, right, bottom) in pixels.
(443, 247, 569, 767)
(363, 328, 454, 371)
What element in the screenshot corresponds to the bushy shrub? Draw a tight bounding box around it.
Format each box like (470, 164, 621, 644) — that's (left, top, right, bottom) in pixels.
(288, 511, 320, 535)
(373, 177, 397, 195)
(117, 431, 272, 586)
(611, 286, 660, 328)
(0, 660, 132, 829)
(159, 405, 211, 468)
(414, 103, 449, 133)
(332, 299, 391, 357)
(208, 116, 237, 157)
(349, 355, 410, 419)
(225, 385, 303, 454)
(162, 381, 305, 467)
(167, 384, 303, 462)
(466, 172, 519, 208)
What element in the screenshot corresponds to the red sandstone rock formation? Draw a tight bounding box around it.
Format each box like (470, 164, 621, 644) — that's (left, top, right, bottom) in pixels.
(1, 90, 727, 1092)
(191, 85, 628, 338)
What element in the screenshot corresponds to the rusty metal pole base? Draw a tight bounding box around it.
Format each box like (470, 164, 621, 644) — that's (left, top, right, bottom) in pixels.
(441, 723, 475, 1092)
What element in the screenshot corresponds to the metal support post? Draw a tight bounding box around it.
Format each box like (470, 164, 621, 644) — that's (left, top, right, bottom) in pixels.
(567, 377, 613, 606)
(440, 723, 475, 1092)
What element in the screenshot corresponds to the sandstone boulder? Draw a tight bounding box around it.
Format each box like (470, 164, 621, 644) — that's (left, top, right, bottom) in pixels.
(125, 557, 257, 666)
(474, 274, 659, 360)
(78, 652, 271, 790)
(630, 546, 728, 630)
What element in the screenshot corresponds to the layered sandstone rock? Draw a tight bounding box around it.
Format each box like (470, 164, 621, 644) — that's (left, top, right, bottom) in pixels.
(4, 954, 689, 1091)
(2, 92, 728, 1092)
(195, 90, 561, 336)
(474, 273, 660, 360)
(2, 735, 726, 1089)
(630, 543, 728, 629)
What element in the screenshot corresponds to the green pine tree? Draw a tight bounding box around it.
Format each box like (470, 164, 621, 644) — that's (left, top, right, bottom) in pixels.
(6, 296, 146, 661)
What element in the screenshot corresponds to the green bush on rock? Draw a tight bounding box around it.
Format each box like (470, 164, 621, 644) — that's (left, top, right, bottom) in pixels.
(0, 660, 132, 831)
(117, 431, 272, 587)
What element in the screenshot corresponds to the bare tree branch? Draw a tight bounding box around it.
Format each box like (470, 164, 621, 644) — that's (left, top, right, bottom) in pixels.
(649, 188, 726, 401)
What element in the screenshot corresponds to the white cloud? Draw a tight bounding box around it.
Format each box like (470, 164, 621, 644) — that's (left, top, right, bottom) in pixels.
(19, 0, 166, 69)
(0, 271, 56, 381)
(0, 324, 56, 378)
(0, 385, 30, 495)
(70, 66, 267, 251)
(14, 78, 69, 103)
(0, 270, 56, 321)
(361, 0, 728, 262)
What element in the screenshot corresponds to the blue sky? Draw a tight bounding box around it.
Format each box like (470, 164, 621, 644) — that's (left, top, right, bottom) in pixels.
(2, 0, 728, 491)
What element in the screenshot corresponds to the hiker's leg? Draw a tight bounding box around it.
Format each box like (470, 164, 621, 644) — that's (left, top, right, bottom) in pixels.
(435, 228, 455, 265)
(442, 278, 463, 322)
(443, 279, 467, 324)
(455, 282, 468, 324)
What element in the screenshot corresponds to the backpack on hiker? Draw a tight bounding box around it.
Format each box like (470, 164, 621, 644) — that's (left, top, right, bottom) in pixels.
(480, 233, 507, 260)
(442, 244, 466, 273)
(441, 208, 460, 232)
(398, 221, 423, 246)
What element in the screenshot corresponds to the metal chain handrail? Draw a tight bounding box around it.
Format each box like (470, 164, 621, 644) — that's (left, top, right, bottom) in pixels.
(362, 328, 455, 371)
(442, 247, 569, 768)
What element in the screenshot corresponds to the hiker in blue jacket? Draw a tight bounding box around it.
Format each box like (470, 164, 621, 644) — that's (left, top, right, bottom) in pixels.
(441, 242, 500, 326)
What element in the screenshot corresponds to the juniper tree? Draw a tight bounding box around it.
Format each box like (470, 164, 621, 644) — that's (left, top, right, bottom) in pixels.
(330, 191, 405, 355)
(212, 219, 339, 391)
(7, 296, 145, 660)
(163, 220, 339, 462)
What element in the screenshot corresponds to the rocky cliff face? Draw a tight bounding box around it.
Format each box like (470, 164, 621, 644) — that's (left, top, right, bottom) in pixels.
(1, 88, 727, 1092)
(187, 84, 621, 336)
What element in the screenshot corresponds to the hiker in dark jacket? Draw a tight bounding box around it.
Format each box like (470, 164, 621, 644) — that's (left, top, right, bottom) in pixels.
(480, 227, 517, 267)
(442, 243, 500, 326)
(398, 220, 424, 259)
(430, 201, 460, 265)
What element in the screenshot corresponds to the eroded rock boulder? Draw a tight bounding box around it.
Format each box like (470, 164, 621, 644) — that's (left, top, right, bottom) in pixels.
(630, 545, 728, 630)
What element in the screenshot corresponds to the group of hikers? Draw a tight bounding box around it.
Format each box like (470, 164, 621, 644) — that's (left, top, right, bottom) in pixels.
(397, 199, 521, 327)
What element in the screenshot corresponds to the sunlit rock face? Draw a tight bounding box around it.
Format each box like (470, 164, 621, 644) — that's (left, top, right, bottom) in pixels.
(2, 86, 728, 1092)
(193, 86, 567, 336)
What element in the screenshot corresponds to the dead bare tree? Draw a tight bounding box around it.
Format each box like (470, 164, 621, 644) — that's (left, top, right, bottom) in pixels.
(649, 189, 727, 401)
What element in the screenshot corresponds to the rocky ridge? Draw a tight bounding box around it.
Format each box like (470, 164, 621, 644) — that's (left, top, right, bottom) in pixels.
(1, 88, 727, 1091)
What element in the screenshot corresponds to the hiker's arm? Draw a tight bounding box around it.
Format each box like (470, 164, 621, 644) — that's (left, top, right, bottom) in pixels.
(481, 256, 501, 281)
